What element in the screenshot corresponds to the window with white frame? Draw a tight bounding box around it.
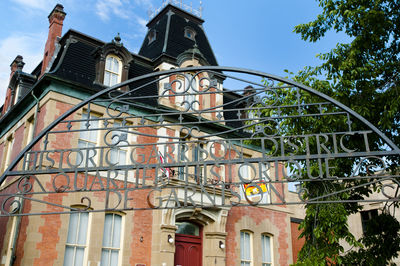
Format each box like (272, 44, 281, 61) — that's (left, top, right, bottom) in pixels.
(178, 138, 188, 181)
(25, 116, 35, 146)
(101, 213, 123, 266)
(104, 54, 122, 87)
(13, 84, 20, 105)
(184, 73, 197, 110)
(148, 30, 156, 44)
(77, 113, 99, 167)
(3, 135, 14, 171)
(22, 117, 35, 171)
(261, 234, 273, 266)
(64, 211, 89, 266)
(184, 27, 196, 41)
(193, 142, 204, 182)
(240, 231, 252, 266)
(109, 121, 127, 172)
(158, 142, 174, 180)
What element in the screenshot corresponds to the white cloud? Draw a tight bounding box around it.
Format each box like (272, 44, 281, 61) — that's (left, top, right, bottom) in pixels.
(135, 15, 148, 33)
(0, 33, 45, 105)
(95, 0, 152, 34)
(133, 0, 153, 9)
(95, 0, 131, 21)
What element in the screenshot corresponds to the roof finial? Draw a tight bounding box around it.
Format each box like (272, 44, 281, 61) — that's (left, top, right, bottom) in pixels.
(113, 33, 122, 46)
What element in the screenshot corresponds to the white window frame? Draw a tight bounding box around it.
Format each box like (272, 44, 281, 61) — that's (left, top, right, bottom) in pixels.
(22, 116, 35, 172)
(104, 54, 122, 87)
(4, 135, 14, 171)
(25, 116, 35, 146)
(261, 234, 273, 266)
(184, 73, 198, 110)
(178, 138, 189, 181)
(184, 27, 196, 41)
(101, 212, 124, 266)
(64, 208, 90, 266)
(157, 130, 174, 180)
(108, 121, 128, 176)
(193, 141, 204, 182)
(240, 230, 253, 266)
(77, 112, 100, 168)
(13, 84, 20, 105)
(148, 30, 156, 44)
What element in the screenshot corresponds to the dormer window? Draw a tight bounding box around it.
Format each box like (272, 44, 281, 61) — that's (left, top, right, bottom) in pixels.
(104, 54, 122, 87)
(93, 35, 133, 90)
(148, 30, 156, 44)
(184, 27, 196, 41)
(13, 84, 20, 105)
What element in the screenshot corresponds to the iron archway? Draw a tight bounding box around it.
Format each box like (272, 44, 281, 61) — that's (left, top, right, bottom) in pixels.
(1, 66, 399, 216)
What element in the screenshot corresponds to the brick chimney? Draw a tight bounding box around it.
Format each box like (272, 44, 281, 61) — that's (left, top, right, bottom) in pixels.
(9, 55, 24, 79)
(40, 4, 66, 76)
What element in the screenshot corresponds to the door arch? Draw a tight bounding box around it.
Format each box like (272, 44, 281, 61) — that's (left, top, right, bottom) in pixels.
(174, 221, 203, 266)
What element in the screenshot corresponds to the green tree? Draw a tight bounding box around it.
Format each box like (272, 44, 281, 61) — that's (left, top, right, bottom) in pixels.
(341, 213, 400, 265)
(288, 0, 400, 264)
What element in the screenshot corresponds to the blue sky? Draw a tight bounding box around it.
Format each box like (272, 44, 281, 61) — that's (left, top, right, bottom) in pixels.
(0, 0, 349, 105)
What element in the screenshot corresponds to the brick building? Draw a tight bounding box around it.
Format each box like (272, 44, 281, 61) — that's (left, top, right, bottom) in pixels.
(0, 3, 305, 266)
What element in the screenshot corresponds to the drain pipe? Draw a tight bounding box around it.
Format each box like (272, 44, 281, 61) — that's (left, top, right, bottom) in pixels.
(9, 90, 40, 265)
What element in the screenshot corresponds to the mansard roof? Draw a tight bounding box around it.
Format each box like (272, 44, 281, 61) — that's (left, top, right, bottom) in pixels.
(48, 29, 153, 87)
(138, 4, 218, 66)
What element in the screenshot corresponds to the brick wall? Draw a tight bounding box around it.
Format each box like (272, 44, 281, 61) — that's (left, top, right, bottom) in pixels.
(226, 206, 291, 265)
(290, 219, 305, 263)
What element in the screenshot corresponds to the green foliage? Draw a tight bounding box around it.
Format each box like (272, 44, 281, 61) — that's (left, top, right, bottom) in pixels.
(287, 0, 400, 264)
(293, 0, 400, 153)
(341, 213, 400, 265)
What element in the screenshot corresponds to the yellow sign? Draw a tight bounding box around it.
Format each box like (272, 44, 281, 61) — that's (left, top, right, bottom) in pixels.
(243, 183, 268, 196)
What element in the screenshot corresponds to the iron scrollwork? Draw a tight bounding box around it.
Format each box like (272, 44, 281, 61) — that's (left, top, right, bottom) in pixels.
(0, 66, 399, 216)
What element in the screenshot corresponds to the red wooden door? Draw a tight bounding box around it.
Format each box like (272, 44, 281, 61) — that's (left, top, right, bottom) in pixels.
(174, 234, 202, 266)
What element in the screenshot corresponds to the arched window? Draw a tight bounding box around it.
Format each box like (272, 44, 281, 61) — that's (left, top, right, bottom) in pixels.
(261, 234, 273, 266)
(148, 30, 156, 44)
(104, 54, 122, 87)
(93, 39, 132, 90)
(184, 73, 198, 110)
(108, 121, 128, 176)
(240, 230, 253, 266)
(101, 213, 123, 266)
(64, 206, 90, 266)
(176, 221, 200, 236)
(77, 112, 99, 167)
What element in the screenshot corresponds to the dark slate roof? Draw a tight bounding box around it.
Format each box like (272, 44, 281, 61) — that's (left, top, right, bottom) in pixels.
(139, 4, 218, 66)
(139, 13, 169, 60)
(47, 29, 157, 106)
(52, 37, 97, 88)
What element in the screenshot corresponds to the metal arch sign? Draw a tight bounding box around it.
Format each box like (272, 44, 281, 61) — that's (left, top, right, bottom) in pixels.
(1, 66, 399, 216)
